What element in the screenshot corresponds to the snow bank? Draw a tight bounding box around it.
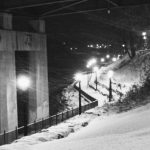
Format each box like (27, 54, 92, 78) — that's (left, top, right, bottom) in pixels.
(31, 103, 150, 150)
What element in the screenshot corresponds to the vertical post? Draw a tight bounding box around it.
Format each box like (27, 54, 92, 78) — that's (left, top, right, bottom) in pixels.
(4, 130, 6, 144)
(42, 118, 44, 129)
(79, 81, 82, 115)
(56, 114, 57, 125)
(49, 116, 51, 126)
(109, 78, 112, 102)
(72, 108, 74, 116)
(34, 120, 36, 133)
(15, 126, 18, 139)
(95, 72, 97, 91)
(62, 112, 63, 121)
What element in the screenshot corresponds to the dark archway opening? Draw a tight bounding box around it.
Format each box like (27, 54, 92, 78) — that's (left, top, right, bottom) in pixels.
(15, 51, 30, 135)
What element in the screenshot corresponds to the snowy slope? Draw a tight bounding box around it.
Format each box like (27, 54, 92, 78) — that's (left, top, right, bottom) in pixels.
(63, 50, 150, 107)
(1, 51, 150, 150)
(31, 102, 150, 150)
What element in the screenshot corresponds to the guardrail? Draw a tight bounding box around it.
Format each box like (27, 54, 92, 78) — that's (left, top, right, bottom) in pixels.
(0, 100, 98, 146)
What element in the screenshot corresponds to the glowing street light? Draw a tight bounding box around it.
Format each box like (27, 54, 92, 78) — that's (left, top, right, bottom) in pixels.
(107, 70, 114, 102)
(112, 57, 117, 62)
(106, 54, 110, 59)
(86, 58, 97, 68)
(101, 58, 105, 62)
(16, 74, 31, 136)
(122, 44, 125, 47)
(74, 72, 83, 115)
(17, 75, 31, 91)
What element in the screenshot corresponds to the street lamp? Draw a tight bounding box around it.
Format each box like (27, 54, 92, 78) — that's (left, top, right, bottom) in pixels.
(112, 57, 117, 62)
(74, 73, 83, 115)
(106, 54, 110, 59)
(16, 74, 31, 136)
(101, 58, 105, 63)
(107, 70, 114, 102)
(17, 75, 31, 91)
(93, 66, 99, 90)
(86, 58, 97, 68)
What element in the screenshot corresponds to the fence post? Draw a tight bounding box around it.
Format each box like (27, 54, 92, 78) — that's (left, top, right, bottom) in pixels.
(4, 130, 6, 144)
(67, 110, 69, 119)
(49, 116, 51, 126)
(34, 120, 36, 133)
(62, 112, 63, 121)
(56, 114, 58, 125)
(15, 127, 18, 139)
(72, 108, 74, 117)
(42, 118, 44, 129)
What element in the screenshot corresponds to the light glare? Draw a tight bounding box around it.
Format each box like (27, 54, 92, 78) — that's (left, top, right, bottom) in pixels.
(93, 66, 99, 72)
(112, 57, 117, 62)
(101, 58, 105, 62)
(106, 54, 110, 59)
(108, 70, 114, 78)
(17, 75, 31, 91)
(142, 32, 146, 36)
(74, 73, 83, 81)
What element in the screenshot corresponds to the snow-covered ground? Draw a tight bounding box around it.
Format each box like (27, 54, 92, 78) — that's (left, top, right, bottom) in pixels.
(32, 103, 150, 150)
(1, 101, 150, 150)
(1, 51, 150, 150)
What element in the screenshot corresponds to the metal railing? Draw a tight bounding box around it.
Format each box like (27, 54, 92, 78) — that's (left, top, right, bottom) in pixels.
(0, 100, 98, 146)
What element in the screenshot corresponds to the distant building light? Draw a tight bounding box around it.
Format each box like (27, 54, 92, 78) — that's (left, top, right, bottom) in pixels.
(143, 36, 147, 40)
(122, 44, 125, 47)
(142, 32, 147, 36)
(62, 42, 66, 45)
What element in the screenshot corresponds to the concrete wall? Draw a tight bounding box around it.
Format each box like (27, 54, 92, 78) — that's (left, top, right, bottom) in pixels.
(0, 13, 49, 133)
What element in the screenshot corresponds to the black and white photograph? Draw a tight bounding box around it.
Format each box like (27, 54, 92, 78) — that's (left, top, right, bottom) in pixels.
(0, 0, 150, 149)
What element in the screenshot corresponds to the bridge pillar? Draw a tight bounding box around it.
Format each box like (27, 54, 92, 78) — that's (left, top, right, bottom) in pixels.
(0, 13, 49, 134)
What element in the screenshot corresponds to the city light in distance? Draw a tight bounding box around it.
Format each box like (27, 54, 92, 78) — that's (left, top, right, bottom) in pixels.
(122, 44, 125, 47)
(87, 43, 111, 49)
(142, 32, 147, 36)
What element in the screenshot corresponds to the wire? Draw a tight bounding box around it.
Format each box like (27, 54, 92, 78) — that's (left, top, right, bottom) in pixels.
(6, 0, 79, 10)
(41, 0, 88, 17)
(41, 3, 150, 18)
